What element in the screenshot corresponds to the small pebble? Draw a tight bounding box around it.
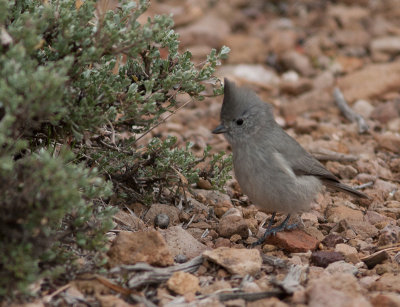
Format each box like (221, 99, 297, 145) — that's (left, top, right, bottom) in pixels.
(175, 254, 188, 263)
(154, 213, 170, 229)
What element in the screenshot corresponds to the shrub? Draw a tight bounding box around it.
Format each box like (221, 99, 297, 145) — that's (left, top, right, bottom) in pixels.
(0, 0, 230, 298)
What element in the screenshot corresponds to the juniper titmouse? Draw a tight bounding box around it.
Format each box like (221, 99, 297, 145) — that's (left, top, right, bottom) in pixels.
(212, 79, 368, 244)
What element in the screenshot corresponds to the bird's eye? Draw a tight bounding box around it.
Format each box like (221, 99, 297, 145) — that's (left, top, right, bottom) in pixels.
(236, 118, 244, 126)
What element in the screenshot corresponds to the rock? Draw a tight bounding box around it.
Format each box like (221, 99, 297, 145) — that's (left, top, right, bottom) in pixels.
(217, 214, 249, 239)
(230, 234, 242, 243)
(337, 165, 358, 179)
(280, 78, 313, 96)
(218, 64, 280, 89)
(375, 131, 400, 154)
(247, 297, 289, 307)
(328, 5, 369, 28)
(166, 271, 200, 295)
(281, 50, 314, 76)
(326, 261, 358, 275)
(337, 62, 400, 102)
(294, 117, 318, 134)
(144, 203, 180, 226)
(159, 226, 208, 259)
(203, 247, 262, 276)
(359, 275, 380, 290)
(336, 219, 379, 239)
(215, 237, 231, 248)
(370, 293, 400, 307)
(326, 205, 363, 223)
(352, 99, 374, 118)
(371, 100, 400, 123)
(365, 210, 394, 227)
(177, 13, 230, 48)
(306, 273, 372, 307)
(107, 231, 174, 267)
(197, 178, 212, 190)
(97, 295, 132, 307)
(223, 35, 268, 64)
(333, 30, 370, 48)
(154, 213, 170, 229)
(335, 244, 360, 264)
(370, 36, 400, 55)
(194, 189, 233, 218)
(375, 263, 395, 275)
(321, 234, 345, 248)
(265, 230, 319, 253)
(224, 299, 245, 307)
(281, 90, 332, 123)
(335, 56, 364, 73)
(113, 210, 145, 231)
(268, 29, 298, 54)
(377, 224, 400, 246)
(222, 207, 242, 218)
(313, 71, 335, 90)
(311, 251, 344, 268)
(371, 273, 400, 292)
(304, 227, 325, 241)
(174, 254, 188, 263)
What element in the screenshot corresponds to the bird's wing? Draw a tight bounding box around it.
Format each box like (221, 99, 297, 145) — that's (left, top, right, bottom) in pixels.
(289, 152, 339, 182)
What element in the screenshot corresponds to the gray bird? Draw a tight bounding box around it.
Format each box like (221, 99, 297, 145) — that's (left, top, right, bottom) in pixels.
(212, 78, 368, 245)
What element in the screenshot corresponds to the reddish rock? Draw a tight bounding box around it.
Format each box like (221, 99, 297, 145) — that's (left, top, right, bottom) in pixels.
(265, 230, 319, 253)
(311, 251, 345, 268)
(217, 214, 249, 239)
(107, 231, 174, 267)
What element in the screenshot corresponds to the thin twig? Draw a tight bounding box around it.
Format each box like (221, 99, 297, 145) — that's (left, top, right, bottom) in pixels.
(134, 97, 193, 144)
(106, 118, 116, 146)
(333, 87, 369, 134)
(353, 181, 374, 190)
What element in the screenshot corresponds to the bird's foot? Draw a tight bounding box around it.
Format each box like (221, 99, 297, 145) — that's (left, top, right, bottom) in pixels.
(251, 214, 297, 247)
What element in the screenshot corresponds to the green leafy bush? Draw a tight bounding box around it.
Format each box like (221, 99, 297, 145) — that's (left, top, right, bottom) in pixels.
(0, 0, 230, 298)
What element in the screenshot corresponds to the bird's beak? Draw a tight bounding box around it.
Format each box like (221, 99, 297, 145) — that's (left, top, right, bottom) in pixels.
(212, 124, 228, 134)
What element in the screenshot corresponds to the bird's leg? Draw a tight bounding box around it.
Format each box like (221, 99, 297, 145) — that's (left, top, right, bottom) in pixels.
(252, 212, 276, 247)
(252, 214, 298, 247)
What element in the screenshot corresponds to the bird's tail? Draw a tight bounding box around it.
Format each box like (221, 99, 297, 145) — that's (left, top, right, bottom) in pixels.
(323, 180, 370, 199)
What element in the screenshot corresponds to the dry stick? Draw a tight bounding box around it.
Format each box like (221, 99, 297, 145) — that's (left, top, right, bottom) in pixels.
(134, 97, 193, 144)
(218, 290, 286, 302)
(333, 87, 369, 134)
(110, 255, 203, 288)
